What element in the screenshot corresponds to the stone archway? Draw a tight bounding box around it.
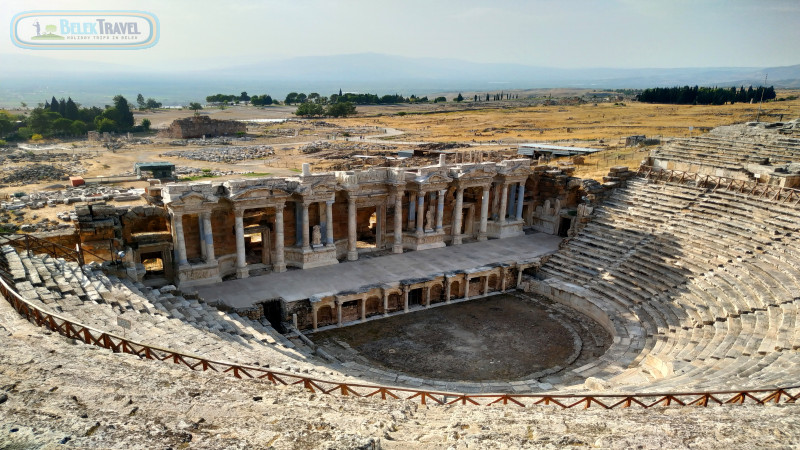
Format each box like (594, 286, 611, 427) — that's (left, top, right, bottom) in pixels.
(365, 296, 382, 317)
(317, 305, 335, 327)
(430, 284, 444, 304)
(488, 274, 499, 292)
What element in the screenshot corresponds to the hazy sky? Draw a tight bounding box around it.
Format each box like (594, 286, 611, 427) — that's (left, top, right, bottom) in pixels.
(2, 0, 799, 70)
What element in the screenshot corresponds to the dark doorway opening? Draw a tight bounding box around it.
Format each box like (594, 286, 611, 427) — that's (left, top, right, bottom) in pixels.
(409, 288, 423, 307)
(141, 251, 164, 279)
(558, 217, 571, 237)
(262, 299, 285, 332)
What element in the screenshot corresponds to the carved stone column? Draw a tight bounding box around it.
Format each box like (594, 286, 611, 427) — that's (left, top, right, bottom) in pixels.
(415, 192, 425, 235)
(516, 184, 525, 220)
(478, 186, 489, 241)
(360, 297, 366, 322)
(453, 187, 464, 245)
(172, 211, 188, 266)
(347, 196, 358, 261)
(383, 289, 389, 316)
(393, 190, 403, 253)
(407, 192, 416, 230)
(201, 212, 215, 263)
(234, 209, 248, 278)
(508, 182, 517, 218)
(198, 215, 206, 260)
(499, 183, 508, 224)
(301, 202, 311, 252)
(336, 299, 342, 327)
(325, 200, 334, 246)
(274, 203, 286, 272)
(436, 189, 445, 231)
(403, 285, 409, 312)
(312, 304, 318, 331)
(444, 278, 451, 303)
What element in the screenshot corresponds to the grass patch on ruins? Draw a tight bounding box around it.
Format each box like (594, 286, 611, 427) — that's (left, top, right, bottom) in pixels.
(179, 173, 219, 181)
(243, 172, 272, 177)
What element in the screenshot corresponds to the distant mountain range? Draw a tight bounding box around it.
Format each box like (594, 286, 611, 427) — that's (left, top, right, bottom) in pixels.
(1, 52, 798, 107)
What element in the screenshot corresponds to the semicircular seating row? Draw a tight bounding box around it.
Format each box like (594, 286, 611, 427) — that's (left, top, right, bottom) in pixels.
(0, 245, 348, 382)
(535, 176, 800, 392)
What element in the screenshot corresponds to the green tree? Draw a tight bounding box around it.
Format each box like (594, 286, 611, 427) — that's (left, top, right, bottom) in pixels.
(140, 118, 151, 131)
(70, 120, 87, 136)
(29, 108, 61, 135)
(45, 24, 56, 34)
(188, 102, 203, 115)
(95, 117, 117, 132)
(325, 102, 356, 117)
(49, 96, 59, 113)
(284, 92, 299, 104)
(0, 114, 12, 137)
(52, 117, 73, 135)
(65, 97, 79, 120)
(455, 93, 464, 102)
(112, 95, 134, 129)
(136, 93, 146, 109)
(434, 96, 447, 103)
(295, 102, 324, 117)
(240, 91, 250, 103)
(145, 98, 162, 109)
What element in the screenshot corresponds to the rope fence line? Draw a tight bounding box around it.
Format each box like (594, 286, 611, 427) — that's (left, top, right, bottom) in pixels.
(1, 264, 798, 409)
(636, 165, 800, 205)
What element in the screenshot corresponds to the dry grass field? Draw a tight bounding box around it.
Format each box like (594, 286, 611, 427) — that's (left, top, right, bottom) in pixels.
(3, 90, 800, 222)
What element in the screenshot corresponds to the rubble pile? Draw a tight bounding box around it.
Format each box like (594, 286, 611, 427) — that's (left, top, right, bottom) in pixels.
(1, 185, 144, 213)
(162, 145, 274, 163)
(416, 142, 469, 151)
(300, 141, 395, 155)
(175, 166, 256, 178)
(0, 150, 81, 164)
(1, 164, 69, 184)
(168, 136, 253, 147)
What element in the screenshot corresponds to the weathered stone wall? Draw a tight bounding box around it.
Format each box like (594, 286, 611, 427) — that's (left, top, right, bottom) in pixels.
(159, 116, 246, 139)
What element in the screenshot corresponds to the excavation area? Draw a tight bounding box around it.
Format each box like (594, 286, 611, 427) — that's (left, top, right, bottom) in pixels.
(310, 293, 612, 382)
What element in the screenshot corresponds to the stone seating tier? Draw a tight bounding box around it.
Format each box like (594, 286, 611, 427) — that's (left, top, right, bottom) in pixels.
(534, 176, 800, 392)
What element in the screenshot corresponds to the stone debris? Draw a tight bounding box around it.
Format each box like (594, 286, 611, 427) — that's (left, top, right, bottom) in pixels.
(300, 140, 395, 155)
(1, 164, 70, 184)
(162, 145, 274, 163)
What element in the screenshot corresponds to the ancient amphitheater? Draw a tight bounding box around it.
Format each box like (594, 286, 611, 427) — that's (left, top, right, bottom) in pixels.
(2, 120, 800, 448)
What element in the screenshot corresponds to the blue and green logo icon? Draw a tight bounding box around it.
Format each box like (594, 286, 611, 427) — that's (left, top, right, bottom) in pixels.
(12, 11, 159, 50)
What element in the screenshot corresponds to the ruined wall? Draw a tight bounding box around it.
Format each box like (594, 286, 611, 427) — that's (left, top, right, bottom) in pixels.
(159, 116, 246, 139)
(212, 209, 236, 257)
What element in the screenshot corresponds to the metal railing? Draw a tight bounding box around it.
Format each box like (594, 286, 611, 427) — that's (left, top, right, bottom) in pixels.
(0, 269, 797, 409)
(0, 233, 107, 266)
(636, 165, 800, 205)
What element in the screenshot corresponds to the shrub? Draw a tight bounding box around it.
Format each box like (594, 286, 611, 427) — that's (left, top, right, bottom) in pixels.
(31, 133, 43, 141)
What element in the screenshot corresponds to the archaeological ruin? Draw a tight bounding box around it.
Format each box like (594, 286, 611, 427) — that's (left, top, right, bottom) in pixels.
(2, 119, 800, 447)
(159, 115, 247, 139)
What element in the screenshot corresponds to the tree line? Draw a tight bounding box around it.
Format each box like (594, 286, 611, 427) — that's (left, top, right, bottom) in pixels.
(636, 85, 776, 105)
(0, 94, 152, 141)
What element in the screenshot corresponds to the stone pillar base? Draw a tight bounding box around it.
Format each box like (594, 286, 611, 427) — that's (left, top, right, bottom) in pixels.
(392, 244, 403, 254)
(273, 263, 287, 273)
(347, 251, 358, 261)
(452, 235, 463, 245)
(477, 234, 488, 241)
(236, 267, 249, 279)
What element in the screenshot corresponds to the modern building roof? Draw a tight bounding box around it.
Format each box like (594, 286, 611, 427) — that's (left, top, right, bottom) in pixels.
(517, 143, 602, 157)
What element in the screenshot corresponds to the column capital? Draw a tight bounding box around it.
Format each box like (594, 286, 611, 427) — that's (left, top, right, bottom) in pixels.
(233, 208, 245, 218)
(326, 199, 335, 206)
